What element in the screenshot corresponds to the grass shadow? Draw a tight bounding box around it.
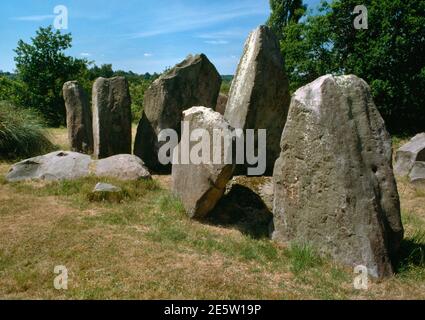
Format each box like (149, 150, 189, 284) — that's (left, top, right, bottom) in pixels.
(396, 232, 425, 272)
(206, 184, 273, 239)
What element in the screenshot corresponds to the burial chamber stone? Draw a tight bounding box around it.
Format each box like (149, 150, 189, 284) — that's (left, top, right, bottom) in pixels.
(272, 74, 404, 278)
(92, 76, 132, 159)
(224, 25, 291, 175)
(134, 54, 221, 172)
(63, 81, 93, 154)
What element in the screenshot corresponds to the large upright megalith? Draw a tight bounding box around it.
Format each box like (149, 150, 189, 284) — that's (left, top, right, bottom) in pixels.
(224, 25, 291, 175)
(63, 81, 93, 154)
(273, 75, 404, 278)
(134, 54, 222, 172)
(92, 77, 132, 159)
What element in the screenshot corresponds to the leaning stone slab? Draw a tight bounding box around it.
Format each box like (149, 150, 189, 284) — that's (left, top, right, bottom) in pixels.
(409, 161, 425, 186)
(273, 75, 404, 278)
(6, 151, 91, 182)
(172, 107, 235, 219)
(6, 152, 150, 182)
(134, 54, 221, 172)
(394, 133, 425, 176)
(92, 76, 132, 159)
(63, 81, 93, 154)
(224, 25, 291, 175)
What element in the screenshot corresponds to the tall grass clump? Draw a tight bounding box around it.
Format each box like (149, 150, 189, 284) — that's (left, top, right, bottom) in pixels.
(0, 101, 54, 160)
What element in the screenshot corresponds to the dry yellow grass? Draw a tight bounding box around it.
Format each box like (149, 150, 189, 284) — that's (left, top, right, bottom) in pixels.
(0, 130, 424, 299)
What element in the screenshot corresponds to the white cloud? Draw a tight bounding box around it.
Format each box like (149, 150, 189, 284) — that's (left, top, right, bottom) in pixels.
(204, 40, 229, 45)
(80, 53, 92, 57)
(127, 2, 268, 39)
(144, 53, 153, 57)
(11, 15, 55, 22)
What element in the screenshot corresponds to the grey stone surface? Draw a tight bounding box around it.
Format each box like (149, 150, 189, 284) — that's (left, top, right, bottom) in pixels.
(172, 107, 235, 219)
(92, 76, 132, 159)
(134, 54, 221, 172)
(224, 25, 291, 175)
(92, 154, 151, 180)
(63, 81, 93, 154)
(409, 161, 425, 185)
(273, 74, 404, 278)
(6, 152, 150, 182)
(6, 151, 91, 182)
(216, 93, 228, 115)
(394, 133, 425, 176)
(93, 183, 122, 193)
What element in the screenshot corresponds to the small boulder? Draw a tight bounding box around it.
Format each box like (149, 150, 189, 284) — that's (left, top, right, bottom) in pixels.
(88, 183, 124, 202)
(394, 133, 425, 176)
(92, 154, 151, 180)
(172, 107, 235, 219)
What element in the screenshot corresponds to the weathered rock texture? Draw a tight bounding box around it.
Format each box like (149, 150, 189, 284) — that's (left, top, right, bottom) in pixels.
(6, 151, 91, 182)
(216, 93, 228, 115)
(134, 54, 221, 172)
(6, 151, 150, 182)
(409, 161, 425, 186)
(93, 154, 151, 180)
(172, 107, 235, 219)
(394, 133, 425, 176)
(273, 75, 404, 278)
(63, 81, 93, 154)
(224, 25, 290, 175)
(92, 77, 132, 159)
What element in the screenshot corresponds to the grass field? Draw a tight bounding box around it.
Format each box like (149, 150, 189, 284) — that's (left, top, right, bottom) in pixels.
(0, 130, 424, 299)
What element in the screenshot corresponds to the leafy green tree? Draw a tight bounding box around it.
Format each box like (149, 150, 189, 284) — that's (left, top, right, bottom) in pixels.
(267, 0, 306, 38)
(14, 26, 88, 126)
(271, 0, 425, 134)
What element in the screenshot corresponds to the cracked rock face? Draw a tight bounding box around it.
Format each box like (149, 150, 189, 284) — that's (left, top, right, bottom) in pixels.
(134, 54, 221, 172)
(224, 25, 290, 175)
(273, 75, 404, 278)
(92, 76, 132, 159)
(172, 107, 235, 219)
(63, 81, 93, 154)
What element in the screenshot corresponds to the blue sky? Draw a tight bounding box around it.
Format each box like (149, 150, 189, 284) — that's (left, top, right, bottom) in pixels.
(0, 0, 321, 75)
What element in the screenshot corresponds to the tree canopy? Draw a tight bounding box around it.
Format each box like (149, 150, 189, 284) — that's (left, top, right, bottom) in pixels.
(272, 0, 425, 134)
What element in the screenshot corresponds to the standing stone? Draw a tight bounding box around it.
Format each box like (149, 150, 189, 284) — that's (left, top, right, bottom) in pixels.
(216, 93, 228, 115)
(172, 107, 235, 219)
(273, 75, 404, 278)
(63, 81, 93, 154)
(134, 54, 222, 172)
(224, 25, 290, 175)
(92, 77, 132, 159)
(394, 133, 425, 176)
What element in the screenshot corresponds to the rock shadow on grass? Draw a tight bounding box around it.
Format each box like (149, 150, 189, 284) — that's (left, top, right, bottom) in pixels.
(206, 184, 273, 239)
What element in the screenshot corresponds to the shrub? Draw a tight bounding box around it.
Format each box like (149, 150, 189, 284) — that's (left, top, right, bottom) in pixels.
(0, 101, 54, 159)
